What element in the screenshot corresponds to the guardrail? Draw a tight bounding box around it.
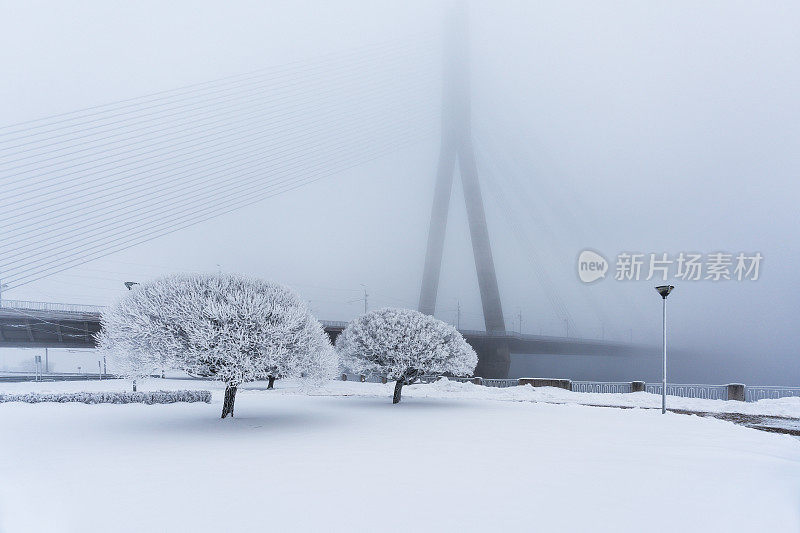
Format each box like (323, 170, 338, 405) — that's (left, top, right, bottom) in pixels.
(336, 374, 798, 402)
(0, 305, 350, 330)
(745, 386, 800, 402)
(0, 299, 105, 315)
(572, 381, 632, 394)
(0, 373, 120, 383)
(320, 320, 349, 329)
(645, 383, 729, 400)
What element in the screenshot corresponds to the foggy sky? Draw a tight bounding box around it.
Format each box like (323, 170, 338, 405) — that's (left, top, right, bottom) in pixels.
(1, 1, 798, 384)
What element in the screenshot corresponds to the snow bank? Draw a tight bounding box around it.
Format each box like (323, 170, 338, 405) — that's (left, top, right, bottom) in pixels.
(287, 378, 800, 418)
(0, 385, 798, 532)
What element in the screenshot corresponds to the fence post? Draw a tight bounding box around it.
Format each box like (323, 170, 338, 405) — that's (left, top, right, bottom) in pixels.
(726, 383, 745, 401)
(470, 377, 482, 385)
(341, 373, 348, 381)
(631, 381, 646, 393)
(359, 374, 366, 383)
(381, 376, 387, 384)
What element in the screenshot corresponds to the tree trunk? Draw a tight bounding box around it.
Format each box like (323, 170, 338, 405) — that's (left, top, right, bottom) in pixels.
(221, 384, 238, 418)
(268, 376, 275, 390)
(393, 379, 404, 404)
(132, 379, 137, 392)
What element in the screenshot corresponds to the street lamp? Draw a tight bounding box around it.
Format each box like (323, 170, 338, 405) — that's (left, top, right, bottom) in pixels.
(655, 285, 675, 414)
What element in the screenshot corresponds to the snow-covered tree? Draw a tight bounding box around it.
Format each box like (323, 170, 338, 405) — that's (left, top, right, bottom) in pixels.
(336, 308, 477, 403)
(98, 273, 337, 417)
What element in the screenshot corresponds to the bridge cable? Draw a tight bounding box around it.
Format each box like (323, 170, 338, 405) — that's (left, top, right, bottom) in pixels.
(0, 114, 435, 275)
(3, 126, 435, 289)
(0, 66, 437, 220)
(0, 101, 437, 264)
(0, 39, 436, 168)
(0, 95, 438, 249)
(0, 33, 436, 137)
(0, 50, 437, 199)
(474, 141, 576, 336)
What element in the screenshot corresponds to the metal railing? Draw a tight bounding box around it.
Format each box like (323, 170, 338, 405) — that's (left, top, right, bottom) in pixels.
(337, 376, 800, 404)
(0, 299, 105, 315)
(481, 378, 518, 388)
(572, 381, 632, 394)
(320, 320, 349, 329)
(645, 383, 728, 400)
(745, 386, 800, 402)
(447, 377, 477, 383)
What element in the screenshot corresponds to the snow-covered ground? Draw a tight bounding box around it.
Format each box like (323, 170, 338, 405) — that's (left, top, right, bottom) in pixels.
(5, 376, 800, 418)
(1, 378, 799, 532)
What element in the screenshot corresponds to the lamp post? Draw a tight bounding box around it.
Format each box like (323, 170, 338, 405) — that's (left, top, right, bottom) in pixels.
(361, 285, 368, 314)
(125, 281, 141, 389)
(655, 285, 675, 414)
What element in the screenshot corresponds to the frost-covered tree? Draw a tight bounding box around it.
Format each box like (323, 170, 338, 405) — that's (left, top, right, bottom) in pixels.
(98, 273, 337, 418)
(336, 308, 477, 403)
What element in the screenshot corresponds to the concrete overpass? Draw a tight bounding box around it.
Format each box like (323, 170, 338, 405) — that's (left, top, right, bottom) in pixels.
(0, 300, 637, 378)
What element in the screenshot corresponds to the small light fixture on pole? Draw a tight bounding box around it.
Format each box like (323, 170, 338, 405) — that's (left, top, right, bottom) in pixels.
(124, 281, 139, 290)
(655, 285, 675, 414)
(361, 284, 368, 314)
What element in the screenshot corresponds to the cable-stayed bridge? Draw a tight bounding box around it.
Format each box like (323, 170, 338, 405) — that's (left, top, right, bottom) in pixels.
(0, 9, 638, 377)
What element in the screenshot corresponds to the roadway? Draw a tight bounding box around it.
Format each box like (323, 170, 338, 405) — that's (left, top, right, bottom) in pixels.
(0, 300, 639, 378)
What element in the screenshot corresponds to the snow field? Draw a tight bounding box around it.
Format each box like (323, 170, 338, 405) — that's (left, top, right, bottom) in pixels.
(0, 379, 799, 532)
(3, 377, 798, 418)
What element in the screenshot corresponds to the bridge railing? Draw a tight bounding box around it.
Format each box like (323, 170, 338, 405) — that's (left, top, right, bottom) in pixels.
(0, 299, 105, 315)
(320, 320, 349, 329)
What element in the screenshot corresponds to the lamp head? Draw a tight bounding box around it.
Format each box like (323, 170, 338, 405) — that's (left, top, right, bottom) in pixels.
(124, 281, 139, 290)
(655, 285, 674, 299)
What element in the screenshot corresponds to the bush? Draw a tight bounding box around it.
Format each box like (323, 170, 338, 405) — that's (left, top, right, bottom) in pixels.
(336, 308, 477, 403)
(0, 390, 212, 404)
(98, 273, 337, 418)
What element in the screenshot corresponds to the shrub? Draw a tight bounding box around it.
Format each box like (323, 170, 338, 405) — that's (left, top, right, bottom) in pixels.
(336, 308, 477, 403)
(98, 273, 337, 417)
(0, 390, 212, 404)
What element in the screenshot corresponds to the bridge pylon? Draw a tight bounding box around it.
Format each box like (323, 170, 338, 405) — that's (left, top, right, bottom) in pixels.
(418, 4, 510, 378)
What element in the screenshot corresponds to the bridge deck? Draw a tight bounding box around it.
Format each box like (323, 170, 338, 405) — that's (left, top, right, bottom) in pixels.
(0, 300, 633, 357)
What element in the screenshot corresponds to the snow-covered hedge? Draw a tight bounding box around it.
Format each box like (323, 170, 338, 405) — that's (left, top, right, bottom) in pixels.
(0, 390, 212, 404)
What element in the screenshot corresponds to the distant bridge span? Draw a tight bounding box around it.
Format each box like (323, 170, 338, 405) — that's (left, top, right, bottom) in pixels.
(0, 300, 636, 377)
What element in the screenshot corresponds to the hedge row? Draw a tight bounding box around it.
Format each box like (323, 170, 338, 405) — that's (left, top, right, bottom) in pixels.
(0, 390, 212, 404)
